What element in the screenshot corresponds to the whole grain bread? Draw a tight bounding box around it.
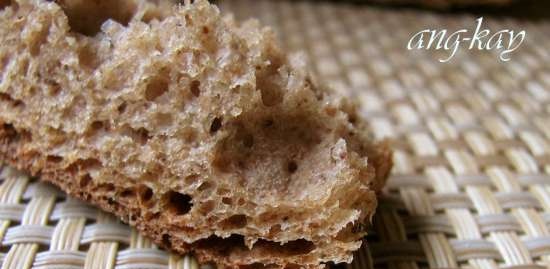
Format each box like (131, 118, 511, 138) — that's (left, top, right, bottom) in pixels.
(0, 0, 392, 268)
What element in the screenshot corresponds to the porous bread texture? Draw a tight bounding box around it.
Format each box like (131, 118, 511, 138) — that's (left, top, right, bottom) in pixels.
(0, 0, 392, 268)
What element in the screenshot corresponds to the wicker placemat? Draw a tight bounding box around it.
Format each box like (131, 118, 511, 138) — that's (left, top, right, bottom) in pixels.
(2, 1, 550, 268)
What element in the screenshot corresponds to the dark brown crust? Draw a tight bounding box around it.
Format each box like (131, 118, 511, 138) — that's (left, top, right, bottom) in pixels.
(0, 122, 386, 268)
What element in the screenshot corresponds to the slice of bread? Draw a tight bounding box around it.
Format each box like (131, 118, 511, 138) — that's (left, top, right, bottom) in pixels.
(0, 0, 392, 268)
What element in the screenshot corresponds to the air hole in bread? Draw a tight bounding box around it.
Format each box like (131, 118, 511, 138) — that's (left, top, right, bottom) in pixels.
(256, 238, 315, 256)
(268, 224, 282, 236)
(96, 183, 115, 192)
(144, 211, 160, 221)
(348, 114, 357, 125)
(118, 188, 134, 198)
(0, 0, 12, 10)
(122, 126, 151, 145)
(221, 197, 232, 205)
(2, 124, 32, 143)
(117, 102, 127, 114)
(13, 100, 24, 108)
(163, 191, 192, 215)
(135, 127, 150, 144)
(145, 75, 169, 101)
(197, 181, 213, 192)
(1, 122, 13, 135)
(128, 213, 137, 223)
(88, 120, 108, 136)
(162, 233, 172, 248)
(57, 0, 137, 36)
(107, 197, 116, 206)
(91, 121, 104, 130)
(256, 64, 284, 106)
(66, 158, 102, 174)
(46, 80, 61, 96)
(0, 93, 11, 102)
(184, 14, 192, 26)
(196, 235, 315, 257)
(27, 86, 37, 96)
(195, 234, 246, 250)
(287, 160, 298, 174)
(190, 80, 200, 97)
(220, 214, 247, 229)
(46, 155, 63, 163)
(184, 174, 199, 185)
(210, 117, 222, 133)
(217, 188, 230, 195)
(137, 184, 154, 206)
(79, 174, 92, 188)
(28, 24, 49, 56)
(0, 93, 23, 107)
(199, 200, 215, 214)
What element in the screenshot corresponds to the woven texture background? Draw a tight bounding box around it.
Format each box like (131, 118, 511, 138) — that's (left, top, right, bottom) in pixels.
(2, 0, 550, 268)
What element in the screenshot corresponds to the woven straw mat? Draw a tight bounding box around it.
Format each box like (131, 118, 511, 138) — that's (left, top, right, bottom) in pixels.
(2, 0, 550, 268)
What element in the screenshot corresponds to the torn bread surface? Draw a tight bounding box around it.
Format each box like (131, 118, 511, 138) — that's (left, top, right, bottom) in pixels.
(0, 0, 392, 268)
